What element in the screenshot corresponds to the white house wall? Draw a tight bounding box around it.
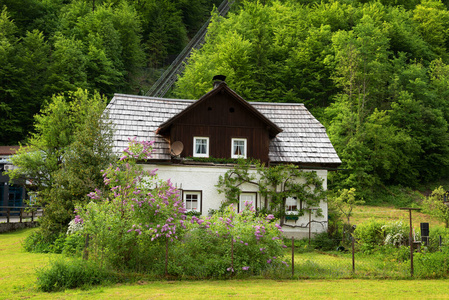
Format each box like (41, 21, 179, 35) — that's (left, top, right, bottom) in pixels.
(143, 163, 328, 239)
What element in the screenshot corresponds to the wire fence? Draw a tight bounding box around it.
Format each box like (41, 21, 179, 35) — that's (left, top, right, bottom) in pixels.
(287, 236, 449, 279)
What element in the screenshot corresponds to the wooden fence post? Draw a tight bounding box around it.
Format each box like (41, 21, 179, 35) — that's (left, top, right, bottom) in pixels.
(352, 235, 355, 274)
(19, 208, 23, 223)
(231, 237, 234, 276)
(83, 234, 89, 260)
(292, 236, 295, 278)
(6, 208, 10, 224)
(165, 238, 169, 277)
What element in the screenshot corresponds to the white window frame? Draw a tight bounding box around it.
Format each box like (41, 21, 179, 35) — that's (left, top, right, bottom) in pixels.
(285, 196, 302, 215)
(231, 138, 247, 159)
(193, 137, 209, 158)
(183, 191, 202, 213)
(239, 192, 257, 212)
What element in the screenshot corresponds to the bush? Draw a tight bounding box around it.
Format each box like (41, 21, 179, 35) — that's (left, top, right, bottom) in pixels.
(422, 226, 449, 252)
(77, 139, 187, 272)
(414, 247, 449, 278)
(23, 230, 57, 253)
(62, 233, 85, 256)
(36, 258, 117, 292)
(170, 205, 288, 278)
(353, 219, 384, 253)
(311, 231, 341, 251)
(382, 221, 409, 247)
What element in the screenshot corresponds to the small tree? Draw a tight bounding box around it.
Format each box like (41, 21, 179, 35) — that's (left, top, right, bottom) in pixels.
(8, 89, 115, 238)
(328, 188, 363, 226)
(423, 186, 449, 228)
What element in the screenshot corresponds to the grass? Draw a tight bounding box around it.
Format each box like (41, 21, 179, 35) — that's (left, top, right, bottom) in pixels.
(2, 228, 449, 299)
(351, 205, 444, 228)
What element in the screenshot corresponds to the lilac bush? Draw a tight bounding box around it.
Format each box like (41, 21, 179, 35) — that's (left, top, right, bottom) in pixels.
(76, 138, 187, 271)
(75, 139, 288, 277)
(171, 203, 289, 278)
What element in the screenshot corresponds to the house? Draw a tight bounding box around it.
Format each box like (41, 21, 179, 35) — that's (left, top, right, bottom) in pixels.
(0, 146, 26, 210)
(106, 78, 341, 238)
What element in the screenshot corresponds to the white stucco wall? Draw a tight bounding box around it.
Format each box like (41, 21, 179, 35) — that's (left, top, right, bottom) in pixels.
(142, 163, 328, 239)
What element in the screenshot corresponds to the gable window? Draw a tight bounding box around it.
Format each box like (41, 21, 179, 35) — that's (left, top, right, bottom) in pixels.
(239, 192, 257, 212)
(285, 197, 303, 214)
(183, 191, 202, 213)
(232, 138, 247, 159)
(193, 137, 209, 157)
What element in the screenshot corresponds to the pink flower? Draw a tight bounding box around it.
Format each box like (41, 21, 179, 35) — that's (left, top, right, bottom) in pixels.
(266, 214, 275, 220)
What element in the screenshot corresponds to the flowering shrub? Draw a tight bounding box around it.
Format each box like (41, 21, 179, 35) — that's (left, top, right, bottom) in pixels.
(76, 138, 187, 271)
(382, 221, 409, 247)
(171, 203, 289, 278)
(74, 139, 288, 277)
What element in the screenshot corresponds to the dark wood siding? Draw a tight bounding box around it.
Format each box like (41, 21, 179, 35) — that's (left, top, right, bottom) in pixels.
(169, 91, 271, 162)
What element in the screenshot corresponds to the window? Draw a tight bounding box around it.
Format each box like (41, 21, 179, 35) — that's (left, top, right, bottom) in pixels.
(285, 197, 302, 214)
(232, 138, 247, 158)
(239, 192, 257, 212)
(193, 137, 209, 157)
(183, 191, 202, 213)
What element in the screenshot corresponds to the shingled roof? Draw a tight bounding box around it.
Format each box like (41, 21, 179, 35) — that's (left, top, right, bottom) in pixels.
(106, 94, 341, 167)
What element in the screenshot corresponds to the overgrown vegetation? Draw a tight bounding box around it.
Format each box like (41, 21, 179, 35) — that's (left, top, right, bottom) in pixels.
(216, 159, 325, 222)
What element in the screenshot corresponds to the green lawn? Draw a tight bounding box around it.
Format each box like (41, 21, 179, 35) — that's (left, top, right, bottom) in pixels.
(2, 228, 449, 299)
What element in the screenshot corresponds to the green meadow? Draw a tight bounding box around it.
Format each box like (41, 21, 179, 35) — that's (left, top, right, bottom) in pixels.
(2, 228, 449, 300)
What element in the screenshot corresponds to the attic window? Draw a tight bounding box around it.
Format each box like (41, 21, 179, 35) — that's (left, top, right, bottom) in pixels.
(231, 138, 247, 159)
(193, 137, 209, 158)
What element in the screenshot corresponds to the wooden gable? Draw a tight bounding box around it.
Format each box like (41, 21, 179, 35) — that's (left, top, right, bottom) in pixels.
(158, 83, 282, 162)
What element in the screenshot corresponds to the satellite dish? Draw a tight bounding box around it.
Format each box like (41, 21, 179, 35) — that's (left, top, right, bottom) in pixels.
(170, 141, 184, 156)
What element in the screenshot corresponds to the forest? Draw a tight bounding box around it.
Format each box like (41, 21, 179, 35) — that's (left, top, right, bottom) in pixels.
(173, 0, 449, 200)
(0, 0, 222, 145)
(3, 0, 449, 201)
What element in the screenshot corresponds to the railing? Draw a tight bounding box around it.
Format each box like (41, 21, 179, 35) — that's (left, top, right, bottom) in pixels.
(0, 206, 43, 224)
(146, 0, 235, 98)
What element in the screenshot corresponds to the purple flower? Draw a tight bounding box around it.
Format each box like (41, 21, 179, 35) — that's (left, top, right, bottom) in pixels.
(267, 259, 272, 264)
(242, 266, 250, 271)
(282, 261, 289, 267)
(266, 214, 275, 220)
(227, 267, 234, 272)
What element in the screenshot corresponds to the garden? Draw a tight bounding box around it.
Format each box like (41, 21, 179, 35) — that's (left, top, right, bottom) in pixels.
(4, 140, 447, 297)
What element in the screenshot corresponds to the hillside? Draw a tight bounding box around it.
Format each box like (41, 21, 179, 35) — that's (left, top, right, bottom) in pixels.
(173, 0, 449, 200)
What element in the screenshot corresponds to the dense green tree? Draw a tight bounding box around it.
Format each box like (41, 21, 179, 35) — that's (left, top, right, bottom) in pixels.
(8, 89, 115, 237)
